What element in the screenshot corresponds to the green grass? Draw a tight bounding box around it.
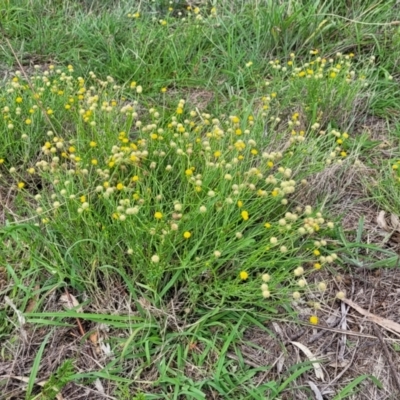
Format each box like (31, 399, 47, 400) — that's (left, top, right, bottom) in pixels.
(1, 0, 400, 398)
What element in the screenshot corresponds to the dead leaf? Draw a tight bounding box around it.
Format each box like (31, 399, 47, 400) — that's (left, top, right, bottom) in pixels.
(307, 381, 323, 400)
(89, 331, 98, 345)
(328, 360, 350, 368)
(343, 298, 400, 336)
(291, 341, 324, 380)
(93, 378, 105, 394)
(390, 214, 400, 231)
(59, 293, 83, 312)
(276, 353, 285, 374)
(25, 285, 40, 313)
(0, 375, 63, 400)
(377, 211, 389, 231)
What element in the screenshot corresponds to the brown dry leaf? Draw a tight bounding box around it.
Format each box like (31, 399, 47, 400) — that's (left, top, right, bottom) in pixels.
(290, 341, 324, 380)
(0, 375, 63, 400)
(343, 298, 400, 335)
(390, 214, 400, 231)
(25, 285, 40, 313)
(377, 211, 389, 231)
(89, 331, 98, 345)
(59, 293, 83, 312)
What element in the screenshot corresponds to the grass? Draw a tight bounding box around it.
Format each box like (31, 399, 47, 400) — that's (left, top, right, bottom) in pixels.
(1, 0, 400, 399)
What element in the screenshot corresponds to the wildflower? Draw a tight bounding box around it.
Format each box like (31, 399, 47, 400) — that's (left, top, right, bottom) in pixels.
(314, 263, 322, 270)
(241, 210, 249, 221)
(151, 254, 160, 263)
(292, 292, 301, 300)
(262, 273, 271, 282)
(161, 87, 167, 93)
(214, 250, 221, 258)
(270, 237, 278, 245)
(183, 231, 191, 239)
(235, 232, 243, 239)
(199, 206, 207, 213)
(214, 150, 221, 157)
(309, 315, 319, 325)
(294, 267, 304, 276)
(264, 222, 271, 229)
(90, 141, 97, 147)
(116, 183, 124, 190)
(126, 207, 139, 215)
(185, 169, 193, 176)
(237, 200, 243, 208)
(336, 291, 346, 300)
(318, 282, 327, 292)
(313, 249, 320, 256)
(25, 118, 32, 125)
(262, 290, 271, 298)
(17, 182, 25, 189)
(239, 271, 248, 280)
(154, 212, 163, 219)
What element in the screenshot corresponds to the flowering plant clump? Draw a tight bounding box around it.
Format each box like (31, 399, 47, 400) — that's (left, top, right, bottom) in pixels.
(0, 57, 361, 317)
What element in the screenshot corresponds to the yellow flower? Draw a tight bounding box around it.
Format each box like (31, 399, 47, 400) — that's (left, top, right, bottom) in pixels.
(267, 161, 274, 167)
(16, 97, 23, 103)
(154, 212, 163, 220)
(309, 315, 319, 325)
(25, 118, 32, 125)
(116, 183, 124, 190)
(237, 200, 243, 208)
(130, 81, 137, 88)
(271, 189, 279, 197)
(80, 195, 86, 203)
(241, 210, 249, 221)
(183, 231, 191, 239)
(47, 109, 53, 115)
(17, 182, 25, 189)
(314, 263, 322, 270)
(131, 175, 139, 182)
(264, 222, 271, 228)
(185, 169, 193, 176)
(0, 159, 4, 164)
(89, 141, 97, 147)
(313, 249, 320, 256)
(91, 159, 98, 165)
(239, 271, 248, 280)
(161, 87, 167, 93)
(214, 150, 221, 157)
(330, 72, 337, 78)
